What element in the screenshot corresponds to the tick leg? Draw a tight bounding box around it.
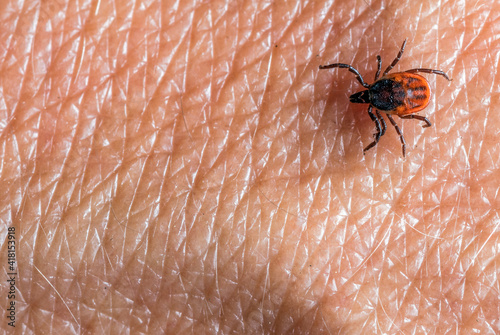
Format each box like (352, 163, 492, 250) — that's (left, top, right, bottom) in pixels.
(387, 114, 406, 157)
(319, 63, 369, 88)
(405, 68, 451, 81)
(376, 110, 387, 137)
(363, 106, 384, 154)
(383, 39, 407, 76)
(398, 114, 432, 128)
(375, 55, 382, 80)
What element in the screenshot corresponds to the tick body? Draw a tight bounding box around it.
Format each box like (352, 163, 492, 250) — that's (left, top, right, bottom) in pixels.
(319, 39, 451, 156)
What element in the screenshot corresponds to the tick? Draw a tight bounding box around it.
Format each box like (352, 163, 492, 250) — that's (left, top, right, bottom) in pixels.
(319, 39, 451, 156)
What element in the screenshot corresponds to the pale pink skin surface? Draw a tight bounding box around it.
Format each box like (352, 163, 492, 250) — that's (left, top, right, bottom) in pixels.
(1, 0, 499, 333)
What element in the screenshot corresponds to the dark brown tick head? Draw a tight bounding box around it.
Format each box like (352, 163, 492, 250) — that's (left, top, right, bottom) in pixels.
(349, 78, 406, 112)
(349, 90, 370, 104)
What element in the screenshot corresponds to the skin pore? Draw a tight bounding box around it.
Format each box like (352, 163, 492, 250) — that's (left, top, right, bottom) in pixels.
(1, 0, 499, 333)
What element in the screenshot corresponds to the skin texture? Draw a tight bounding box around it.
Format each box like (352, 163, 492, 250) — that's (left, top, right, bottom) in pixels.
(1, 0, 499, 333)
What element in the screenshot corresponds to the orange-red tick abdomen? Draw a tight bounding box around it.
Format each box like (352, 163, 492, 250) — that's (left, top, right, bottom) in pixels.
(373, 73, 431, 115)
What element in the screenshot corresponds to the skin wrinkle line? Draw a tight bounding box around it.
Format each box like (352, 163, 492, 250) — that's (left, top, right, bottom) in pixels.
(470, 213, 500, 267)
(378, 292, 405, 334)
(257, 187, 302, 220)
(154, 10, 195, 111)
(207, 3, 214, 125)
(277, 199, 315, 333)
(78, 80, 111, 206)
(256, 185, 297, 330)
(453, 145, 470, 244)
(187, 10, 216, 208)
(319, 306, 333, 334)
(29, 2, 42, 92)
(213, 241, 223, 317)
(210, 2, 235, 104)
(180, 1, 195, 142)
(261, 262, 270, 321)
(342, 226, 392, 287)
(34, 265, 79, 327)
(180, 94, 193, 138)
(71, 34, 86, 90)
(94, 0, 102, 15)
(246, 1, 273, 183)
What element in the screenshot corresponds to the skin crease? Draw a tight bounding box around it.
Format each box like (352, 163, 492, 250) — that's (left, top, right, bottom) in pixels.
(1, 0, 499, 333)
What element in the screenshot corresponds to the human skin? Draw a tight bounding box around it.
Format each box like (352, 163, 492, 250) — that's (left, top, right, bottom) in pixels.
(1, 0, 499, 333)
